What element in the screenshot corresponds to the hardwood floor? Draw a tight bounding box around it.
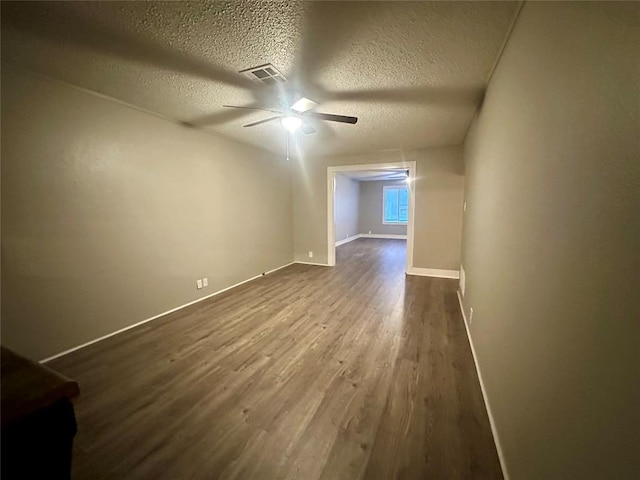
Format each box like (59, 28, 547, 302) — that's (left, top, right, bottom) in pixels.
(48, 239, 503, 480)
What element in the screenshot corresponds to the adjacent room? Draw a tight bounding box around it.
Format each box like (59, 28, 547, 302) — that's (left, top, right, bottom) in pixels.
(337, 172, 409, 237)
(1, 2, 638, 480)
(328, 169, 412, 289)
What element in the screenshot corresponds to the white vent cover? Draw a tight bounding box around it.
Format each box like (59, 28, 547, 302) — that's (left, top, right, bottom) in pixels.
(239, 63, 286, 85)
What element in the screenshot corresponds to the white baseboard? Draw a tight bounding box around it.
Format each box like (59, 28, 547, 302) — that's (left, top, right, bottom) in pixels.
(407, 267, 460, 279)
(335, 234, 361, 247)
(294, 261, 329, 267)
(359, 233, 407, 240)
(40, 261, 296, 363)
(456, 290, 509, 480)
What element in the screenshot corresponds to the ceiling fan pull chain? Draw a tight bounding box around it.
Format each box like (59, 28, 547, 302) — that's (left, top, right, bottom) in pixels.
(286, 131, 290, 162)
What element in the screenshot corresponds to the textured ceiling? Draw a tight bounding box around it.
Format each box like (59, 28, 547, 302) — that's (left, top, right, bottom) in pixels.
(1, 1, 520, 157)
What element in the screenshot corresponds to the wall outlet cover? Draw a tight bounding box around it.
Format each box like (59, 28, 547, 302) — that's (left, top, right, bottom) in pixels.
(196, 279, 203, 290)
(203, 278, 208, 287)
(308, 251, 313, 258)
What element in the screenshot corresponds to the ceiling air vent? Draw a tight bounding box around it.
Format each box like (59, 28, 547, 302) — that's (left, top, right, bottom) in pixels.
(239, 63, 287, 85)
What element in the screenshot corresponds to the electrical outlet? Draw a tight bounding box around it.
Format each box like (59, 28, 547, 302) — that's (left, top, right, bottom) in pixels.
(368, 230, 372, 234)
(196, 279, 203, 290)
(203, 277, 208, 287)
(469, 307, 474, 324)
(463, 201, 467, 212)
(308, 251, 313, 258)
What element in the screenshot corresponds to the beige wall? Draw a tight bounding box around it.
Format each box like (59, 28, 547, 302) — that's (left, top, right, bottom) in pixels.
(293, 146, 464, 269)
(333, 174, 360, 242)
(358, 180, 407, 236)
(412, 149, 464, 270)
(1, 68, 293, 361)
(460, 3, 640, 479)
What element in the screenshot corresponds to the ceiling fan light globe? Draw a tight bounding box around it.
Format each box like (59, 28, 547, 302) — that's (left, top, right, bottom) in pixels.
(281, 116, 302, 132)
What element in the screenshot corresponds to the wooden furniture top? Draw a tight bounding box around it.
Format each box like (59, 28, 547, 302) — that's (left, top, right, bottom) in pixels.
(1, 346, 79, 427)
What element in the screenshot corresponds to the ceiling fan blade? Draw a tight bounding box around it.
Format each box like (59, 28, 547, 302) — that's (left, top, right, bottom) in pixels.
(243, 116, 282, 127)
(224, 105, 283, 114)
(303, 112, 358, 124)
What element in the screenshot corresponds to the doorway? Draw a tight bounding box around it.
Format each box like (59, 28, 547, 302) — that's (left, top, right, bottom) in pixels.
(327, 161, 416, 273)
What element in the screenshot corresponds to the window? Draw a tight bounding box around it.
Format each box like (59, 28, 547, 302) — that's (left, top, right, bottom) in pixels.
(383, 186, 409, 224)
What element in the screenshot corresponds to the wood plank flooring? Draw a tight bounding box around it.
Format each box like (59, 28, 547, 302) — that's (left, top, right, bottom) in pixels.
(48, 239, 503, 480)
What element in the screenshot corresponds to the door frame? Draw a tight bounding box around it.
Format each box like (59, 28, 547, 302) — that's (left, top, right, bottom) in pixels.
(327, 161, 417, 273)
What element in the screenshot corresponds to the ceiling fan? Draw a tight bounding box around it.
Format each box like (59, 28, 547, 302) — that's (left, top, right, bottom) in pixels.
(222, 96, 358, 135)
